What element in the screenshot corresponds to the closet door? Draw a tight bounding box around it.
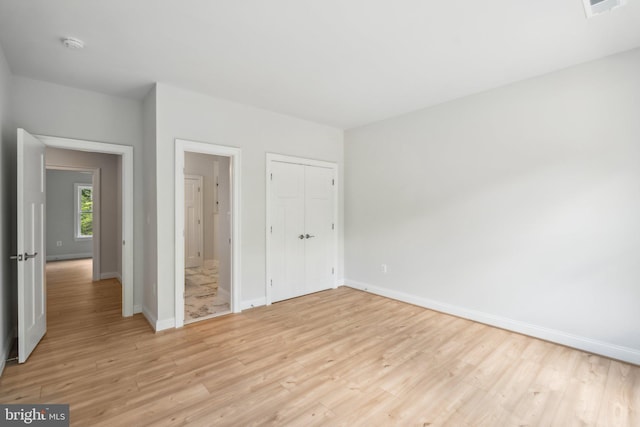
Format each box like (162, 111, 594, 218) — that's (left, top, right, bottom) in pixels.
(270, 161, 305, 302)
(304, 165, 334, 294)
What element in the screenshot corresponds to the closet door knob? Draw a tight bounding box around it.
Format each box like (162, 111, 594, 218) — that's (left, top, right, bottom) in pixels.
(305, 234, 315, 239)
(298, 234, 305, 239)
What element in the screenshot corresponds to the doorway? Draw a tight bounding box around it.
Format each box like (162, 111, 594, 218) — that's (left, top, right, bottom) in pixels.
(183, 155, 230, 323)
(174, 139, 242, 328)
(45, 165, 101, 281)
(36, 134, 134, 317)
(15, 130, 134, 363)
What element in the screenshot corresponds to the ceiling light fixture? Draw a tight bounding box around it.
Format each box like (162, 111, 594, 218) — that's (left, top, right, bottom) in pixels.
(61, 37, 85, 49)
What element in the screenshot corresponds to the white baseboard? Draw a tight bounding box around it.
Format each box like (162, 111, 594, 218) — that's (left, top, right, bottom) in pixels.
(241, 297, 266, 311)
(100, 272, 121, 281)
(0, 327, 16, 377)
(142, 306, 174, 332)
(344, 280, 640, 366)
(133, 304, 142, 314)
(156, 317, 175, 331)
(46, 253, 92, 262)
(142, 306, 158, 331)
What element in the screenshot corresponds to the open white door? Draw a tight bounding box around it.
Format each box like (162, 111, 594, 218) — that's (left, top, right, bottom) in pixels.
(16, 129, 47, 363)
(184, 175, 204, 268)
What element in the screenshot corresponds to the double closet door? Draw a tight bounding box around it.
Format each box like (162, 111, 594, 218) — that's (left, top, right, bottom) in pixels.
(269, 158, 336, 303)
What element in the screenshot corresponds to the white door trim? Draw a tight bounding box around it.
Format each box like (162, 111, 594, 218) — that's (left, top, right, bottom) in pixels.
(46, 165, 101, 281)
(175, 139, 242, 328)
(265, 153, 338, 305)
(36, 134, 135, 317)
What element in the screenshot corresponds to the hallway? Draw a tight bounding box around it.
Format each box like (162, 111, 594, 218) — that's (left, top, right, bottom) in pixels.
(45, 259, 123, 336)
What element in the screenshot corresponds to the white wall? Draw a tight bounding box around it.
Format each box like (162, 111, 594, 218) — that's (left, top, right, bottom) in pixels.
(216, 157, 231, 295)
(154, 83, 344, 325)
(0, 39, 14, 375)
(345, 48, 640, 364)
(9, 76, 145, 311)
(142, 85, 158, 321)
(45, 170, 93, 259)
(46, 148, 120, 274)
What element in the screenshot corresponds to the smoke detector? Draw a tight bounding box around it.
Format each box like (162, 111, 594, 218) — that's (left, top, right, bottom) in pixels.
(583, 0, 627, 17)
(61, 37, 85, 49)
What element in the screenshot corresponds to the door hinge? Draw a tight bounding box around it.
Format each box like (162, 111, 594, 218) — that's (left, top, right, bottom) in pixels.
(198, 187, 201, 192)
(332, 223, 334, 230)
(332, 179, 335, 186)
(270, 173, 273, 181)
(332, 267, 335, 275)
(122, 240, 125, 246)
(198, 219, 201, 224)
(270, 226, 273, 233)
(270, 279, 273, 287)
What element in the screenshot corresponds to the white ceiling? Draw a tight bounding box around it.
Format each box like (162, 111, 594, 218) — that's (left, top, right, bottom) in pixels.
(0, 1, 639, 129)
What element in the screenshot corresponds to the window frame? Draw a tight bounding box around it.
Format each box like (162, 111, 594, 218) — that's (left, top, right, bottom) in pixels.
(74, 183, 94, 240)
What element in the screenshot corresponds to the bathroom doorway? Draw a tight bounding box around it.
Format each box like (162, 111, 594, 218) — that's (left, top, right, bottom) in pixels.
(182, 152, 232, 323)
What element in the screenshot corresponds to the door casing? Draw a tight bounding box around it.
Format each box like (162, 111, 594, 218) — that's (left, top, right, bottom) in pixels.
(174, 139, 242, 327)
(36, 134, 135, 317)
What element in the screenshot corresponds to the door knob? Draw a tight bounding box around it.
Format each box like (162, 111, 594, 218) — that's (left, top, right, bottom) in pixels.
(298, 234, 305, 239)
(24, 252, 38, 260)
(305, 234, 315, 239)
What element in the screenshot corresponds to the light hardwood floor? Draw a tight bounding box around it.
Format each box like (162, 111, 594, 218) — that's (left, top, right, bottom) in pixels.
(1, 259, 638, 426)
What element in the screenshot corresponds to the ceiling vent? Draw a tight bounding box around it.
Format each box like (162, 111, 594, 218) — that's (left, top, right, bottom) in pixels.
(583, 0, 627, 17)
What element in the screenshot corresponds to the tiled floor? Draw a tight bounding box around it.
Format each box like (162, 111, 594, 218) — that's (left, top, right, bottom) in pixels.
(184, 259, 230, 323)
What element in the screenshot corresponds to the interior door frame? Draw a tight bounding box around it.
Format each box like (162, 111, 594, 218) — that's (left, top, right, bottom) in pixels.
(265, 153, 338, 305)
(175, 139, 242, 328)
(184, 174, 204, 268)
(45, 165, 101, 281)
(35, 134, 135, 317)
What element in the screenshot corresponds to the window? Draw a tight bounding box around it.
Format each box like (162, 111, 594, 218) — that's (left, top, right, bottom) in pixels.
(75, 183, 93, 239)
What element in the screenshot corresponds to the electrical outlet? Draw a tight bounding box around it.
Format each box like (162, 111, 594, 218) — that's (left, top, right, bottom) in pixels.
(56, 241, 62, 247)
(381, 264, 387, 273)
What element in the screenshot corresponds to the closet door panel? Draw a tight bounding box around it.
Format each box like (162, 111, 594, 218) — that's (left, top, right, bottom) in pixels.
(270, 161, 306, 302)
(304, 165, 334, 294)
